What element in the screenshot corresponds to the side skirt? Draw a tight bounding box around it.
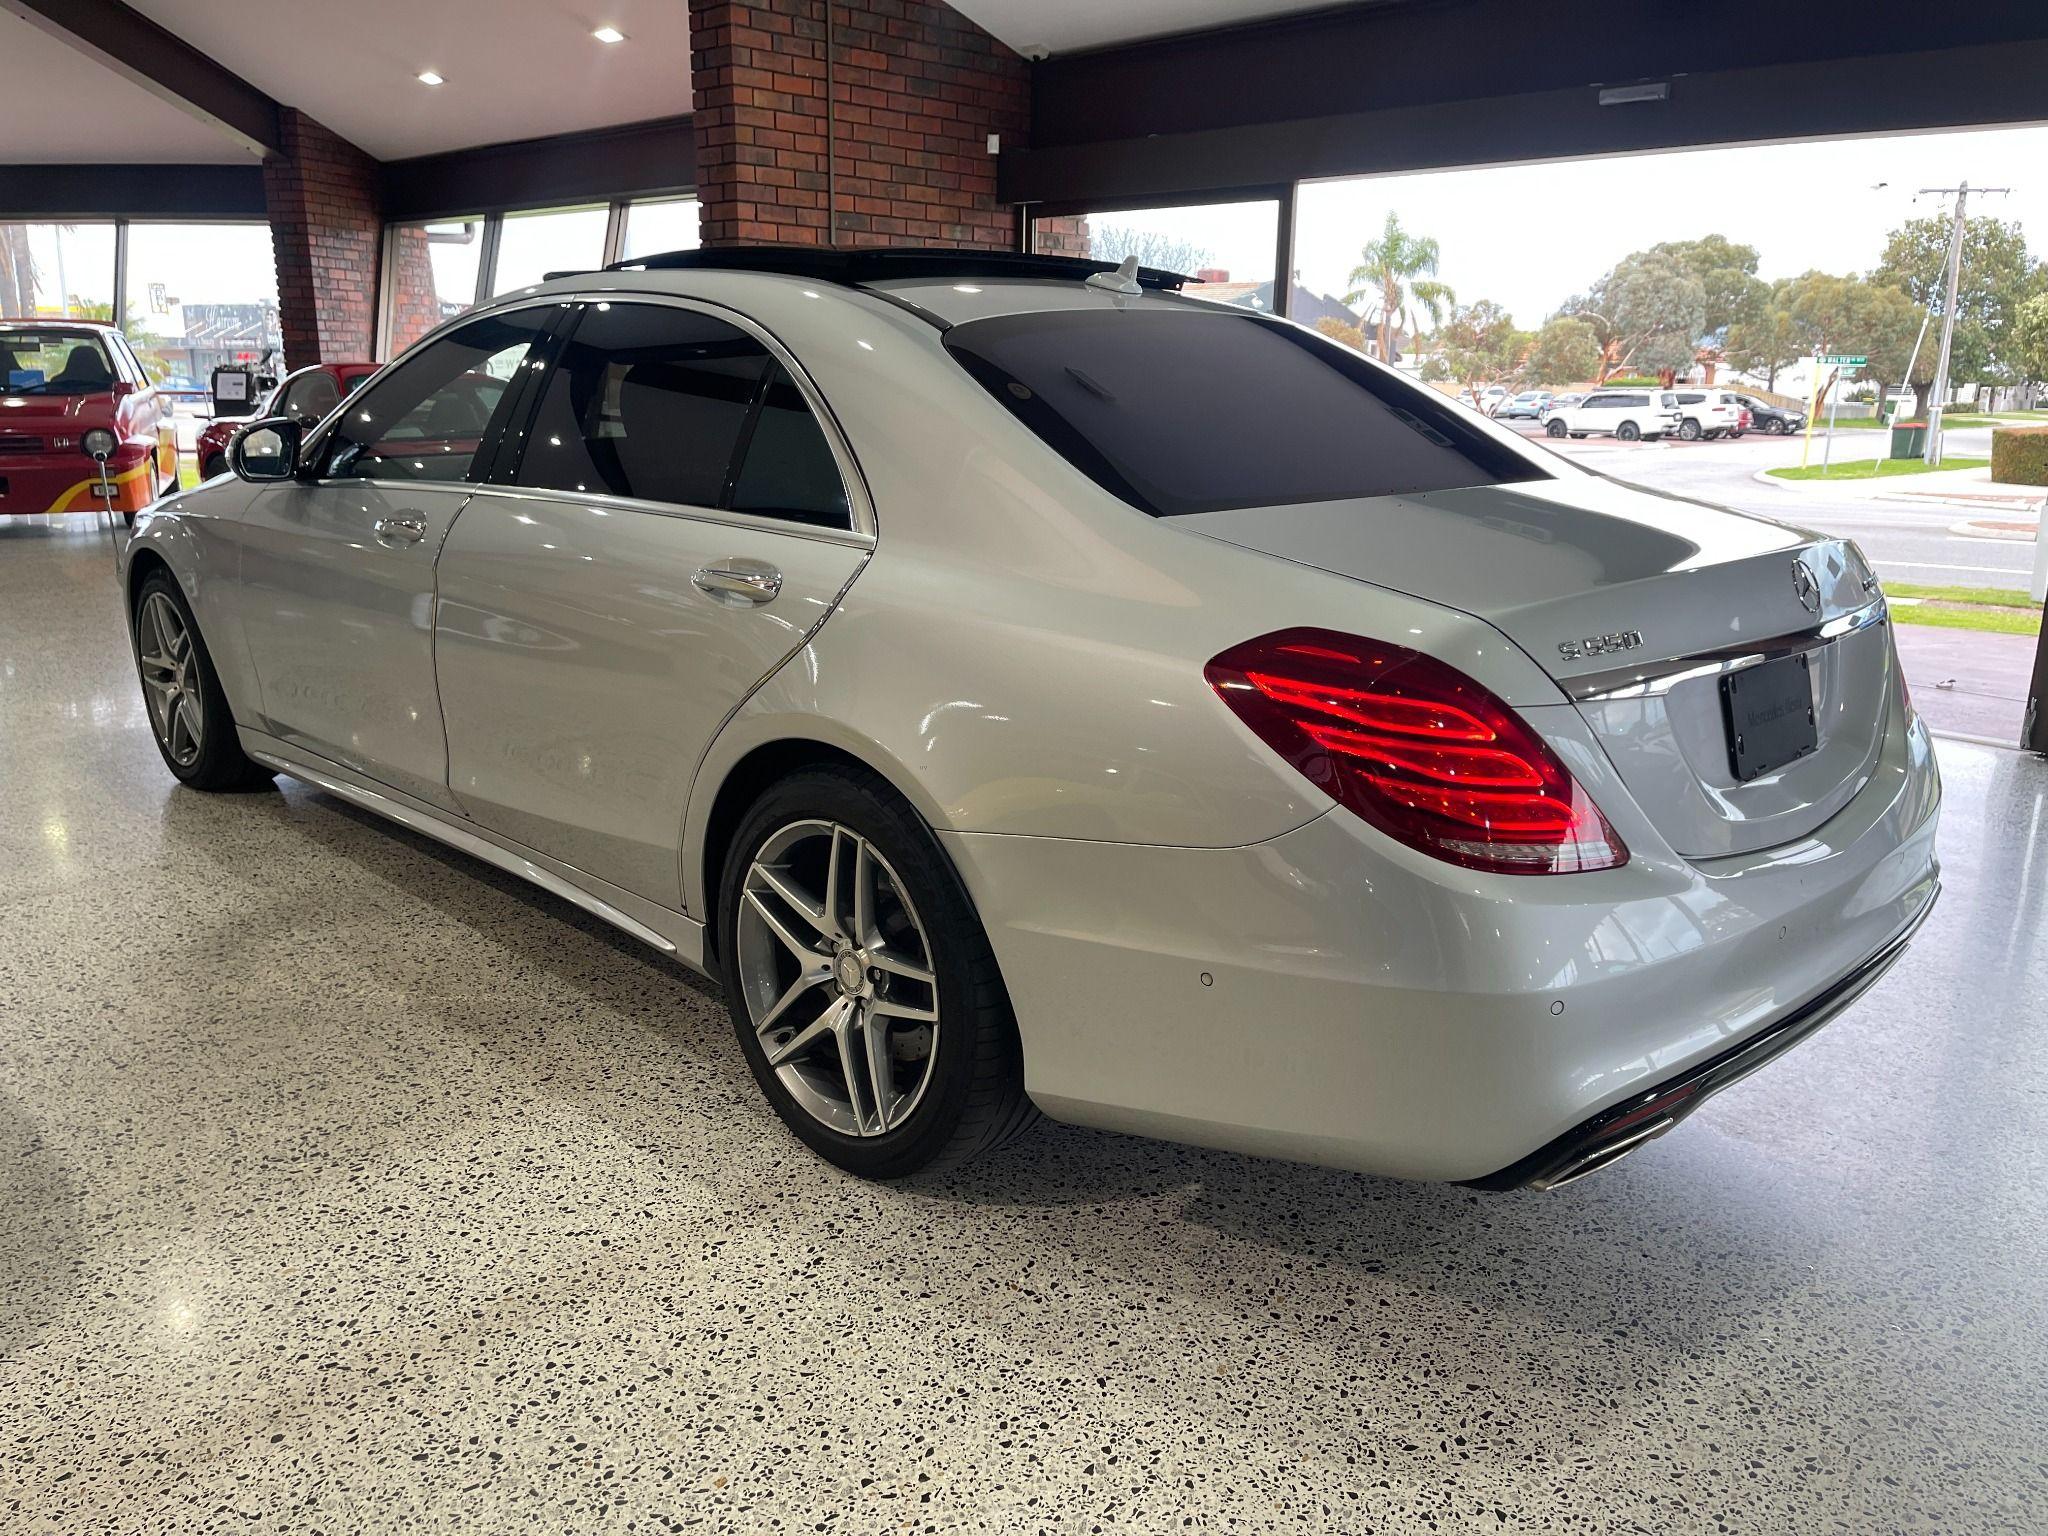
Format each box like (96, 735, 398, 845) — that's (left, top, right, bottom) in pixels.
(240, 728, 709, 974)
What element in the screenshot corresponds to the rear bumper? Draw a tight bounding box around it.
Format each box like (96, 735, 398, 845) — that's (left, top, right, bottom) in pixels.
(940, 695, 1941, 1183)
(1461, 885, 1937, 1190)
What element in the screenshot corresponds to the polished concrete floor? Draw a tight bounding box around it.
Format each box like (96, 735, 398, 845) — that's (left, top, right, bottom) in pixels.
(3, 512, 2046, 1535)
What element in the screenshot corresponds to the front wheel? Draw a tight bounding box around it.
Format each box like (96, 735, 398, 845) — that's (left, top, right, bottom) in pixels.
(1766, 419, 1786, 435)
(719, 765, 1037, 1179)
(1545, 418, 1568, 438)
(1615, 421, 1641, 441)
(201, 454, 227, 480)
(132, 572, 275, 791)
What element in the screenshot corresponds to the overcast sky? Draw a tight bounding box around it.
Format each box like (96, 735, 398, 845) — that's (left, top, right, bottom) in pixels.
(1088, 124, 2048, 330)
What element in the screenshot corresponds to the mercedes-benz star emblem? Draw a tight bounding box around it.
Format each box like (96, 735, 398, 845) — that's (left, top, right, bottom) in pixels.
(1791, 558, 1823, 615)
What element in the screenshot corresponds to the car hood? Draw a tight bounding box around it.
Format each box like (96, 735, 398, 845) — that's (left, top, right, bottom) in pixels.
(0, 393, 114, 427)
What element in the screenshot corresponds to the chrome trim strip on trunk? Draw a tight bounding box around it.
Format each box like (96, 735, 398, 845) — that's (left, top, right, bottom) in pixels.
(1567, 598, 1889, 702)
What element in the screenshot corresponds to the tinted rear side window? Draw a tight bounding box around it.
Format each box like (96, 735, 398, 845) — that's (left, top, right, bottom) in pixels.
(944, 309, 1541, 518)
(729, 364, 850, 528)
(516, 303, 768, 508)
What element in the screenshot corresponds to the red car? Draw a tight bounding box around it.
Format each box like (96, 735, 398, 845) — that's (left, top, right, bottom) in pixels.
(1, 320, 176, 522)
(196, 361, 379, 479)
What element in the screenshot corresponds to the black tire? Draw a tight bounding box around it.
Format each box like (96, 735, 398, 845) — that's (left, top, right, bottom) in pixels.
(1678, 418, 1701, 441)
(1766, 419, 1786, 435)
(1545, 418, 1568, 438)
(718, 764, 1037, 1179)
(131, 570, 275, 791)
(1616, 421, 1641, 441)
(201, 454, 227, 480)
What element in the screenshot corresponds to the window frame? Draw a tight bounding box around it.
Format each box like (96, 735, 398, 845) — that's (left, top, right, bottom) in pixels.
(475, 292, 873, 543)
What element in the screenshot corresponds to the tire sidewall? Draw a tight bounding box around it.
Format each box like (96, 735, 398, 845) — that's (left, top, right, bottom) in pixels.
(717, 768, 1000, 1178)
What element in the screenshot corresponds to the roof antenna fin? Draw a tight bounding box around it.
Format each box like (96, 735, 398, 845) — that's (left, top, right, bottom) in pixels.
(1084, 256, 1143, 295)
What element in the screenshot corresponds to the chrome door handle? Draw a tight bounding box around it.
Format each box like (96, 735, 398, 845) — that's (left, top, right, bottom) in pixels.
(693, 561, 782, 604)
(374, 516, 426, 544)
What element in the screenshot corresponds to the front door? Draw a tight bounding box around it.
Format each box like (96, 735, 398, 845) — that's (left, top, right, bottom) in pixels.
(433, 299, 869, 907)
(235, 308, 554, 810)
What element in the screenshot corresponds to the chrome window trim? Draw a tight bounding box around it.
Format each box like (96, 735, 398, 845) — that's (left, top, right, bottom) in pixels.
(452, 480, 877, 551)
(1567, 598, 1890, 703)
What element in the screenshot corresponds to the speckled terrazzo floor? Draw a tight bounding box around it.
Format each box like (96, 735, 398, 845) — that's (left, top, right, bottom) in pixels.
(2, 513, 2045, 1535)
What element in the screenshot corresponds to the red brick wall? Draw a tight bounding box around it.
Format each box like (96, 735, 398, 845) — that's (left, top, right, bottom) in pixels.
(262, 108, 383, 368)
(385, 226, 447, 355)
(689, 0, 1027, 249)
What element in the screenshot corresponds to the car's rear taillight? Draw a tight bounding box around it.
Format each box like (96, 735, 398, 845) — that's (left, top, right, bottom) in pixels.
(1206, 629, 1628, 875)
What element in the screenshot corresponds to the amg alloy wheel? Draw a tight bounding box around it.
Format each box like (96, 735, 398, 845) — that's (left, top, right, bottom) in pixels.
(137, 590, 205, 770)
(736, 819, 941, 1138)
(719, 766, 1037, 1178)
(131, 572, 274, 791)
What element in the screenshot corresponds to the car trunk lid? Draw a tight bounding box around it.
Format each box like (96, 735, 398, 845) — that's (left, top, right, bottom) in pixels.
(1176, 475, 1894, 859)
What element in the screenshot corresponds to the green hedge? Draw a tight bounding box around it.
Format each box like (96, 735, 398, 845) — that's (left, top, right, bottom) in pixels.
(1604, 376, 1661, 388)
(1990, 425, 2048, 486)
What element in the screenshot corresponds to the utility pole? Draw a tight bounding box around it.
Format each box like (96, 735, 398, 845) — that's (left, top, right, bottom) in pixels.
(1918, 180, 2011, 466)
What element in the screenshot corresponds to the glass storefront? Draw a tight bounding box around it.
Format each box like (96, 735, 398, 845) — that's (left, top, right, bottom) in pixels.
(491, 204, 610, 296)
(122, 222, 282, 387)
(618, 196, 701, 262)
(0, 222, 117, 320)
(1033, 199, 1280, 308)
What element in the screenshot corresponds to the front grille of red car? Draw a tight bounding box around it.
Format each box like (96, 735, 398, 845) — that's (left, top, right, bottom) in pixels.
(0, 434, 46, 455)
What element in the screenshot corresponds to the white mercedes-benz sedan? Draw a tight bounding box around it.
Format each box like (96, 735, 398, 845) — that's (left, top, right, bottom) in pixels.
(120, 248, 1940, 1189)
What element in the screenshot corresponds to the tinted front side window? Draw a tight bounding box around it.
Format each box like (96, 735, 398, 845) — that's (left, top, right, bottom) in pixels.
(321, 310, 549, 482)
(945, 309, 1540, 518)
(515, 303, 766, 508)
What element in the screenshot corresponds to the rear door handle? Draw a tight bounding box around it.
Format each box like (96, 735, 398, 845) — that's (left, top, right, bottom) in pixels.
(693, 561, 782, 604)
(374, 516, 426, 544)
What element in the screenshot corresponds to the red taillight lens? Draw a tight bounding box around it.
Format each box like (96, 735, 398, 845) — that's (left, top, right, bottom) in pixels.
(1206, 628, 1628, 875)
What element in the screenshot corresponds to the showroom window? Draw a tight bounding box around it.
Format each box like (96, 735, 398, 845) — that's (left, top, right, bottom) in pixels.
(122, 222, 283, 386)
(0, 221, 117, 320)
(1032, 198, 1282, 309)
(618, 196, 702, 263)
(376, 195, 700, 358)
(385, 219, 487, 354)
(492, 204, 610, 296)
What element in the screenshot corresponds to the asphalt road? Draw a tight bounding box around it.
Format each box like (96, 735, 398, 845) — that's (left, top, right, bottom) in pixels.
(1509, 421, 2042, 593)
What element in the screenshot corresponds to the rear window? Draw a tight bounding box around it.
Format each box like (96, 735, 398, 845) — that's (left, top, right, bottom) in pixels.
(943, 308, 1542, 518)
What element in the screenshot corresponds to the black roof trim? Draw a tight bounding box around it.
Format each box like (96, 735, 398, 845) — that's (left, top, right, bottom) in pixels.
(595, 246, 1193, 291)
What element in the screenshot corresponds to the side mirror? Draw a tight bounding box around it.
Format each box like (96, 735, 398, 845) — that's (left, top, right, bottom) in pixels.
(229, 416, 302, 483)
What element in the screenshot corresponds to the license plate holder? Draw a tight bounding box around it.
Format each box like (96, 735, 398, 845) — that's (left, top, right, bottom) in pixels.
(1721, 652, 1818, 782)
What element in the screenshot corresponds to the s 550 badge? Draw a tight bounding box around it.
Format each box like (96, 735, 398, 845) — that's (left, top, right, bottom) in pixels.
(1558, 630, 1644, 661)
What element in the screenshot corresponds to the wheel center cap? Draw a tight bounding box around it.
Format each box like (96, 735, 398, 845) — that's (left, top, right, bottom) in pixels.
(834, 951, 866, 996)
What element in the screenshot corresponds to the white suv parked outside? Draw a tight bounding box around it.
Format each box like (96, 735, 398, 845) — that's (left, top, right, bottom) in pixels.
(1542, 389, 1681, 442)
(1670, 389, 1750, 441)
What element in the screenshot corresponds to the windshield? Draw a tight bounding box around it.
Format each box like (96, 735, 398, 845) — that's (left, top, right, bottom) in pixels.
(0, 331, 116, 397)
(944, 308, 1544, 518)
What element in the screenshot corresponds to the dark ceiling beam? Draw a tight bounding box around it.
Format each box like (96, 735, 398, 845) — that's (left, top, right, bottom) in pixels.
(382, 115, 698, 223)
(0, 163, 267, 219)
(0, 0, 279, 159)
(1006, 34, 2048, 208)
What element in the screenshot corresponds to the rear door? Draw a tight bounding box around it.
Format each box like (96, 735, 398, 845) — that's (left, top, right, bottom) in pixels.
(235, 306, 555, 809)
(432, 297, 870, 908)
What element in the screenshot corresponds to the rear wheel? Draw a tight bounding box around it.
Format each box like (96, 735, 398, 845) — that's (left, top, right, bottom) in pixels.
(719, 765, 1037, 1179)
(132, 572, 274, 791)
(1616, 421, 1641, 441)
(201, 454, 227, 479)
(1545, 418, 1568, 438)
(1678, 418, 1702, 441)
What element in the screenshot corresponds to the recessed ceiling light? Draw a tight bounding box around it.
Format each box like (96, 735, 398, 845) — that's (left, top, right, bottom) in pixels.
(416, 70, 445, 86)
(592, 25, 626, 43)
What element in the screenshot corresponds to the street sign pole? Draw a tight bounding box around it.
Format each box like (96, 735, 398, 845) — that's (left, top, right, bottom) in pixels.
(1800, 354, 1821, 469)
(1823, 375, 1841, 474)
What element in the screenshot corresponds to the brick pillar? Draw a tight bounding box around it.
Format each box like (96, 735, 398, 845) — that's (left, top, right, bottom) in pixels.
(262, 107, 383, 368)
(384, 226, 447, 355)
(689, 0, 1029, 249)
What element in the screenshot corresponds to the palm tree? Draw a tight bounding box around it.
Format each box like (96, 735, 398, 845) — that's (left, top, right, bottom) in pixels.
(1344, 212, 1455, 363)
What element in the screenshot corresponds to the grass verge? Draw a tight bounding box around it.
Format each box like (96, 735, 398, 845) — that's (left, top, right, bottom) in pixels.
(1768, 456, 1989, 482)
(1885, 581, 2042, 636)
